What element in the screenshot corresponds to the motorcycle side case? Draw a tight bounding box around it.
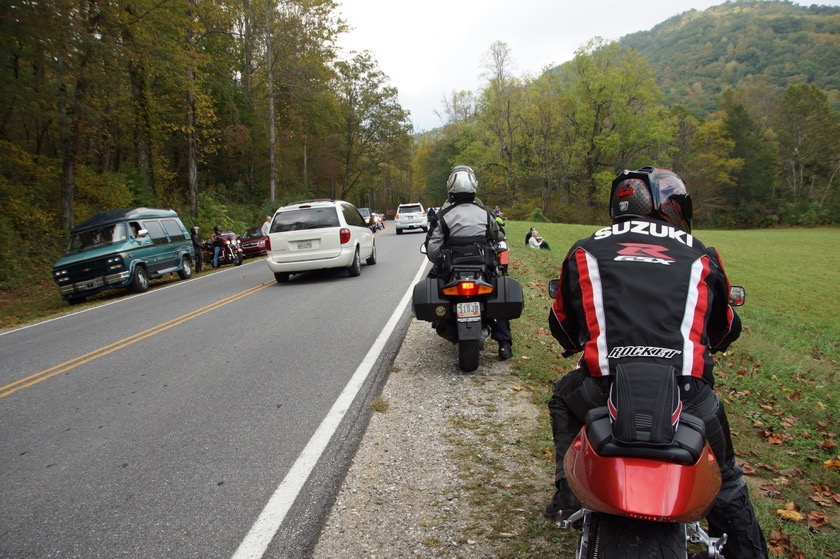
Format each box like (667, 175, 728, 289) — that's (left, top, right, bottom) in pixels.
(485, 276, 524, 320)
(412, 278, 451, 322)
(564, 427, 721, 522)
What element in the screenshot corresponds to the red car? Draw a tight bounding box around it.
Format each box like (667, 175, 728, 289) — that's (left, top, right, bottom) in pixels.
(240, 227, 268, 257)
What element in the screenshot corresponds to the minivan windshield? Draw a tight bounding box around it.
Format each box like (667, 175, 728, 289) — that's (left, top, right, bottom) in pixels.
(66, 223, 129, 253)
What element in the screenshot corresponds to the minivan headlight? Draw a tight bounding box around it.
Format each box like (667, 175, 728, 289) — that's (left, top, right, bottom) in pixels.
(106, 256, 125, 270)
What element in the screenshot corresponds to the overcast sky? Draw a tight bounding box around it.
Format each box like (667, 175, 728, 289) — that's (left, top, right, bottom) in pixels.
(335, 0, 840, 132)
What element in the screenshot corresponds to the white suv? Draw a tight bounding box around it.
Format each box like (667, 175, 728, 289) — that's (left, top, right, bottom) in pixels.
(265, 199, 376, 283)
(394, 203, 427, 235)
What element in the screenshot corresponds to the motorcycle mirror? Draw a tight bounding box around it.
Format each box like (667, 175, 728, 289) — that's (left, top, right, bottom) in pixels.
(419, 243, 427, 255)
(729, 285, 746, 306)
(548, 279, 559, 299)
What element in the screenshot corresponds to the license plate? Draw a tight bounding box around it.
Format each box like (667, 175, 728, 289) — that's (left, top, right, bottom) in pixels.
(298, 240, 312, 249)
(456, 302, 481, 322)
(85, 281, 96, 289)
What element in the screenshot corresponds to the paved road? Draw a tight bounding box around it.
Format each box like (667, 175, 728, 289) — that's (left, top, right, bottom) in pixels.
(0, 224, 431, 558)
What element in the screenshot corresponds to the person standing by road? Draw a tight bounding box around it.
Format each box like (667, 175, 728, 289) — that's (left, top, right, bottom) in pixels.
(543, 167, 767, 559)
(261, 216, 271, 236)
(190, 226, 203, 273)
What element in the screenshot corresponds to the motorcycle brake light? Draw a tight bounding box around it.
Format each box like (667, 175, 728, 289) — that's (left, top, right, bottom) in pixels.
(442, 281, 494, 297)
(339, 228, 351, 244)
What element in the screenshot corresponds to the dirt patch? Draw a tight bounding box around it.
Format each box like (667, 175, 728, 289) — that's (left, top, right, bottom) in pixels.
(311, 319, 552, 558)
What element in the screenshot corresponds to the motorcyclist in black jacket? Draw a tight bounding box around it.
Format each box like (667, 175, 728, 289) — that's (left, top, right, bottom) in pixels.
(426, 165, 513, 360)
(544, 167, 767, 559)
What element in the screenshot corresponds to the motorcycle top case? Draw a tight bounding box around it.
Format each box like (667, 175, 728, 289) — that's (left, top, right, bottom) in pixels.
(485, 276, 524, 320)
(412, 278, 450, 321)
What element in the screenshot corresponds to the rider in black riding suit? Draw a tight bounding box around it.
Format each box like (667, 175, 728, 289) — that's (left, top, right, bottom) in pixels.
(426, 165, 513, 360)
(544, 167, 768, 559)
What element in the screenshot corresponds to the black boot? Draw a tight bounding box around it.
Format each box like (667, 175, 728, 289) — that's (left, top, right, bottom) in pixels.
(543, 481, 581, 521)
(706, 482, 768, 559)
(498, 342, 512, 360)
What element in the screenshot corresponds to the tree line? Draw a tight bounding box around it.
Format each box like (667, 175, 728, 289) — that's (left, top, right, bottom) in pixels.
(1, 0, 838, 289)
(416, 37, 839, 230)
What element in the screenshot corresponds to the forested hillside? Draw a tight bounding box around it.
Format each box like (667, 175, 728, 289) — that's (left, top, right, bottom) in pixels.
(620, 1, 840, 115)
(1, 0, 838, 290)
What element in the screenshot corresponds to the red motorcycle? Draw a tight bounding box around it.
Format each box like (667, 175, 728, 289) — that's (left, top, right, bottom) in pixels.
(549, 281, 746, 558)
(202, 232, 244, 267)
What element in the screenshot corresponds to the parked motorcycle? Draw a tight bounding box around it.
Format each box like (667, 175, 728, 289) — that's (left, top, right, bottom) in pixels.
(548, 279, 747, 558)
(202, 233, 244, 267)
(413, 241, 523, 372)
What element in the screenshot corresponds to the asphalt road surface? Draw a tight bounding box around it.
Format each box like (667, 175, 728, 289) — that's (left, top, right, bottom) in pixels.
(0, 224, 432, 558)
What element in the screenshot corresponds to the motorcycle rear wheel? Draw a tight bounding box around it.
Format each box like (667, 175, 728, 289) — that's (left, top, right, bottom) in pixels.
(458, 339, 480, 373)
(582, 513, 685, 559)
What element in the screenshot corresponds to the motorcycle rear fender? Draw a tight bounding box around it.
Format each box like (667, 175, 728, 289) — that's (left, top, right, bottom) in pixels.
(456, 319, 484, 340)
(564, 427, 721, 523)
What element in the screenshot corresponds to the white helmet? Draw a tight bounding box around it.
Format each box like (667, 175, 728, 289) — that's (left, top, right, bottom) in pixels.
(446, 165, 478, 196)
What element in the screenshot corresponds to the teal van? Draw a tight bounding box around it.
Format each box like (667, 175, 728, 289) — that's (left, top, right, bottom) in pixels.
(52, 208, 195, 304)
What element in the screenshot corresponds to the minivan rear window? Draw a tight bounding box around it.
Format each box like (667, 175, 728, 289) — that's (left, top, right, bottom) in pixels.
(272, 208, 340, 232)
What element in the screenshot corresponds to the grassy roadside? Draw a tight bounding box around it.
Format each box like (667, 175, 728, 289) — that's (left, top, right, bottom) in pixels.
(2, 224, 837, 557)
(485, 221, 838, 558)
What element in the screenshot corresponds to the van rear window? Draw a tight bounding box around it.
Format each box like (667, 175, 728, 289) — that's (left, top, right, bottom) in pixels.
(161, 219, 187, 242)
(271, 208, 340, 232)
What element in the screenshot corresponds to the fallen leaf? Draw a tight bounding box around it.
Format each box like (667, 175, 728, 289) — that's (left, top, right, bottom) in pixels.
(820, 438, 836, 450)
(806, 511, 829, 530)
(775, 508, 805, 522)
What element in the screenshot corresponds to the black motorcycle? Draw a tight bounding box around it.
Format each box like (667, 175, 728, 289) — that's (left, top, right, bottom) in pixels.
(413, 241, 523, 372)
(202, 233, 244, 268)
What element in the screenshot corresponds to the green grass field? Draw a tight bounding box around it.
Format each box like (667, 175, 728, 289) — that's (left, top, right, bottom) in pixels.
(501, 221, 838, 558)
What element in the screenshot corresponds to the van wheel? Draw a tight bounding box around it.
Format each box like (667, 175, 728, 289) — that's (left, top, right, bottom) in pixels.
(274, 272, 290, 283)
(178, 256, 193, 279)
(67, 296, 86, 305)
(130, 266, 150, 293)
(348, 248, 361, 277)
(365, 242, 377, 265)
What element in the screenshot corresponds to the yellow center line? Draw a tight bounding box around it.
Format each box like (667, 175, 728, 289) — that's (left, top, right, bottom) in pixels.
(0, 281, 273, 399)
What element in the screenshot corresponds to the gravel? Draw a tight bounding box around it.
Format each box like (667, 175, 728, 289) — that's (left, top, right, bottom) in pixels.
(311, 318, 548, 558)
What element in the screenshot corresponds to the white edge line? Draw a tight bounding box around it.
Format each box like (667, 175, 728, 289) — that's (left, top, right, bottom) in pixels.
(231, 258, 429, 559)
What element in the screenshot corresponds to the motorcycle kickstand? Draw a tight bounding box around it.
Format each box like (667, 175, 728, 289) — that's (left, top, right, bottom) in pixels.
(556, 507, 588, 530)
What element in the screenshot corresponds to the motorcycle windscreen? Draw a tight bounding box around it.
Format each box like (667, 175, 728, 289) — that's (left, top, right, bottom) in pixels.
(564, 429, 721, 522)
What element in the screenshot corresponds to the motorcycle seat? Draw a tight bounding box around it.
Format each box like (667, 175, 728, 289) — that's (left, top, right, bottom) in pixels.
(585, 408, 707, 466)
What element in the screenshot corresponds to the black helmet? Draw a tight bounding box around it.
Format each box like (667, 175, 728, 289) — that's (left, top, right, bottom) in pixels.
(609, 167, 693, 233)
(214, 225, 222, 234)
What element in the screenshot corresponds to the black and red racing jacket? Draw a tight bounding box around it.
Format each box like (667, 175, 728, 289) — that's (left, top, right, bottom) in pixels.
(548, 218, 741, 384)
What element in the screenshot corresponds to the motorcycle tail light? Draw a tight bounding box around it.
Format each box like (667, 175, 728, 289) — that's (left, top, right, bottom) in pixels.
(442, 281, 494, 297)
(339, 228, 351, 244)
